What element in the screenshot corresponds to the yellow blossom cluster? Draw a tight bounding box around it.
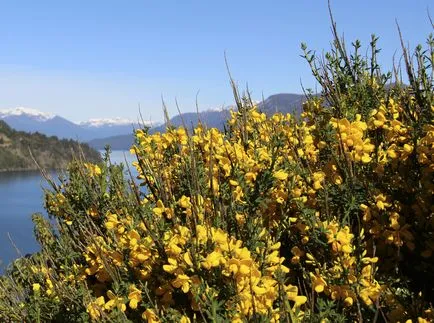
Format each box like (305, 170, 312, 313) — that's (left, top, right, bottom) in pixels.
(16, 95, 429, 322)
(330, 115, 375, 163)
(2, 31, 434, 322)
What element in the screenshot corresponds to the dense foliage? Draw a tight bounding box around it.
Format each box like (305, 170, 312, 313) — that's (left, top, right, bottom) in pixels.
(0, 120, 101, 171)
(0, 27, 433, 322)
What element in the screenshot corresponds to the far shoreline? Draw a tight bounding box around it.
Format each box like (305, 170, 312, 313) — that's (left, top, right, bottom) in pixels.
(0, 150, 132, 173)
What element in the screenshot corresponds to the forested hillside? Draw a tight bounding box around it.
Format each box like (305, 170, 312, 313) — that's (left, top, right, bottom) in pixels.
(0, 120, 101, 171)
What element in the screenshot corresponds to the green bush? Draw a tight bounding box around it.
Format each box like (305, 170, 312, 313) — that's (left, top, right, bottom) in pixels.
(1, 24, 433, 322)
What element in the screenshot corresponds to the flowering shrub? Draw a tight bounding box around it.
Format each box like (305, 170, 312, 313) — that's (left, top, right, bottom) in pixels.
(1, 28, 433, 322)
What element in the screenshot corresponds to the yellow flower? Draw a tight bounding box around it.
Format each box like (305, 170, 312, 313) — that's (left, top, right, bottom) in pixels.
(212, 228, 229, 250)
(290, 246, 304, 264)
(86, 296, 105, 320)
(180, 316, 191, 323)
(104, 290, 126, 312)
(286, 284, 307, 306)
(312, 171, 325, 190)
(45, 278, 54, 296)
(105, 213, 120, 230)
(128, 284, 142, 309)
(196, 225, 208, 244)
(235, 212, 246, 225)
(310, 272, 327, 293)
(142, 308, 160, 322)
(202, 251, 224, 269)
(375, 193, 390, 210)
(85, 163, 102, 176)
(163, 257, 179, 274)
(183, 252, 193, 266)
(153, 200, 165, 217)
(178, 195, 192, 209)
(232, 185, 244, 202)
(86, 206, 98, 218)
(171, 274, 191, 293)
(94, 165, 102, 175)
(274, 170, 288, 180)
(403, 143, 413, 153)
(245, 172, 257, 183)
(360, 203, 371, 221)
(344, 297, 354, 307)
(32, 283, 41, 292)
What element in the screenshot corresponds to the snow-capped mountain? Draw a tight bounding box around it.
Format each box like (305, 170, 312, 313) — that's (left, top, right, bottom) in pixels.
(0, 107, 150, 142)
(80, 118, 158, 128)
(79, 118, 137, 140)
(80, 118, 135, 128)
(79, 118, 161, 140)
(0, 107, 54, 121)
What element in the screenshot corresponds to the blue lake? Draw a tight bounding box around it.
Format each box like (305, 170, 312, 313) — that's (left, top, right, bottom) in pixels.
(0, 151, 135, 272)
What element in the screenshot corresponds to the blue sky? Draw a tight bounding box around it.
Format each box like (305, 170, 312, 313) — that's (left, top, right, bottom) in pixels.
(0, 1, 432, 123)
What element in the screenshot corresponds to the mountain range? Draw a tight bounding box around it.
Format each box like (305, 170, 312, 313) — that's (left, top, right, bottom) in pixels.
(0, 107, 157, 142)
(1, 93, 307, 151)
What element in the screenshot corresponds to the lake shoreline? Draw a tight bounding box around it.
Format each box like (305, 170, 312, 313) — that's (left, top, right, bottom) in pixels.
(0, 150, 130, 173)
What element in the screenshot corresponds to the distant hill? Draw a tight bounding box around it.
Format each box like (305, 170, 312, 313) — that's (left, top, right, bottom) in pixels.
(0, 107, 156, 142)
(87, 133, 136, 151)
(88, 93, 307, 150)
(257, 93, 306, 116)
(0, 120, 101, 172)
(151, 109, 233, 133)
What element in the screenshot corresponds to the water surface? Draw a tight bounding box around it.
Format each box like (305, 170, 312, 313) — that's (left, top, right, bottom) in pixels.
(0, 171, 45, 271)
